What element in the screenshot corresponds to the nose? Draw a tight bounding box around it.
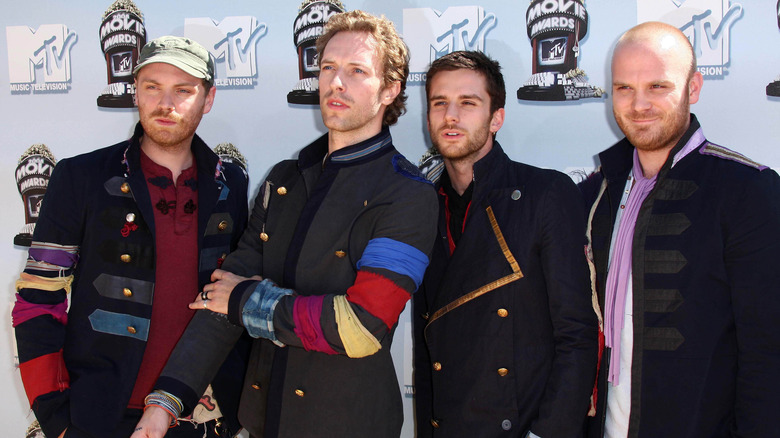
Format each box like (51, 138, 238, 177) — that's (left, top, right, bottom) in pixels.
(158, 90, 175, 112)
(444, 103, 459, 123)
(328, 69, 345, 92)
(632, 89, 652, 112)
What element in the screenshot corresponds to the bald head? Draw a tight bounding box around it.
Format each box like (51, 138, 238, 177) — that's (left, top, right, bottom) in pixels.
(614, 21, 696, 81)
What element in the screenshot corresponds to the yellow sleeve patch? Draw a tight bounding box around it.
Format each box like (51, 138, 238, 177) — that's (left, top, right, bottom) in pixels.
(16, 272, 74, 294)
(333, 295, 381, 358)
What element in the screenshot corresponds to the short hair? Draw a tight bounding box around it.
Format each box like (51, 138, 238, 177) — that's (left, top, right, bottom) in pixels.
(316, 10, 409, 126)
(425, 51, 506, 115)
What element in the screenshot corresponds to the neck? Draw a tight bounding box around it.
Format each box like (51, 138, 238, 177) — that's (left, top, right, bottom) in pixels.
(636, 147, 671, 179)
(327, 125, 383, 154)
(140, 136, 195, 183)
(444, 160, 474, 196)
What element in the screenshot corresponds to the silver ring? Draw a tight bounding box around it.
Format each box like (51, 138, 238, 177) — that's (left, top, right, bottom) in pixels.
(201, 290, 209, 300)
(203, 300, 208, 309)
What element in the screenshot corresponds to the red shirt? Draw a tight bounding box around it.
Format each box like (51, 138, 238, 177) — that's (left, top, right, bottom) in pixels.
(128, 151, 199, 408)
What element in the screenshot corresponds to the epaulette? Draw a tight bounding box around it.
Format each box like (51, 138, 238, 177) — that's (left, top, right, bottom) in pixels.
(392, 154, 433, 185)
(699, 142, 768, 171)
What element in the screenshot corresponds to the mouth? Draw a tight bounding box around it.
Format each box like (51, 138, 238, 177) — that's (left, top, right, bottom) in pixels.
(326, 98, 349, 110)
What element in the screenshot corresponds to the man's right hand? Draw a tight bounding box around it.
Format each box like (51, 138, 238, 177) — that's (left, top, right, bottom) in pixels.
(130, 406, 173, 438)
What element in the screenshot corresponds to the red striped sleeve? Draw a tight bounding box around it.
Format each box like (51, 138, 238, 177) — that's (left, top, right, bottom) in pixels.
(346, 271, 410, 330)
(19, 350, 70, 406)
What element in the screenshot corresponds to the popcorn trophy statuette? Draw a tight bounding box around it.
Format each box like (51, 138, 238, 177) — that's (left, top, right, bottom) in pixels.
(767, 0, 780, 97)
(15, 144, 57, 246)
(287, 0, 346, 104)
(517, 0, 603, 101)
(97, 0, 146, 107)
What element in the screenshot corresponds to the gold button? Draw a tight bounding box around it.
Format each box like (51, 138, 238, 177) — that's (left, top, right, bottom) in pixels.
(123, 288, 132, 297)
(363, 200, 368, 207)
(218, 220, 228, 231)
(431, 419, 440, 428)
(120, 182, 130, 193)
(251, 383, 261, 390)
(497, 308, 508, 318)
(120, 254, 132, 263)
(498, 368, 508, 377)
(294, 389, 304, 397)
(421, 312, 429, 321)
(277, 187, 287, 195)
(259, 232, 269, 242)
(335, 250, 346, 258)
(127, 326, 137, 334)
(126, 213, 136, 223)
(433, 362, 442, 371)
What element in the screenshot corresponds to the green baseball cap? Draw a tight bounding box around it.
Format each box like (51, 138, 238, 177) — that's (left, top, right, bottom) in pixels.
(133, 36, 215, 86)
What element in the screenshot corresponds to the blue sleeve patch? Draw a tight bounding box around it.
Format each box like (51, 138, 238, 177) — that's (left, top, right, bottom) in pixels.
(393, 154, 433, 185)
(217, 181, 230, 201)
(88, 309, 150, 341)
(356, 237, 429, 289)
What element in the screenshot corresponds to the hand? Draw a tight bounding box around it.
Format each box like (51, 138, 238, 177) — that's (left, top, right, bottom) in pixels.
(192, 269, 263, 314)
(130, 406, 172, 438)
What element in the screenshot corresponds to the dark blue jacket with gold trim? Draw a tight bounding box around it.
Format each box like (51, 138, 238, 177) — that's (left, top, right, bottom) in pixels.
(581, 115, 780, 437)
(13, 123, 248, 438)
(414, 142, 598, 438)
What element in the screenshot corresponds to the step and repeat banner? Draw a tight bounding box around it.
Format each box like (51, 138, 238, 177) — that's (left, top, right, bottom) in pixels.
(2, 1, 778, 436)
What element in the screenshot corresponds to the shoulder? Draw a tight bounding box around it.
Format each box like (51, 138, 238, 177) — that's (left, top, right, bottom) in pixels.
(390, 153, 435, 188)
(698, 142, 768, 171)
(53, 141, 128, 178)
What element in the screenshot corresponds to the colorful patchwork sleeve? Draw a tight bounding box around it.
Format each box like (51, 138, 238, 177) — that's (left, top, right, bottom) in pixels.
(13, 159, 83, 438)
(240, 182, 439, 358)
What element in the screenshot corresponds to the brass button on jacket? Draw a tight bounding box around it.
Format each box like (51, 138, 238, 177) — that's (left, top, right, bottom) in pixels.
(260, 232, 269, 242)
(498, 368, 509, 377)
(335, 250, 346, 258)
(431, 419, 440, 428)
(120, 254, 132, 263)
(125, 213, 136, 223)
(497, 308, 509, 318)
(294, 389, 305, 397)
(120, 182, 131, 193)
(277, 187, 288, 195)
(251, 383, 261, 390)
(217, 220, 229, 231)
(433, 362, 442, 371)
(127, 326, 137, 334)
(123, 288, 132, 297)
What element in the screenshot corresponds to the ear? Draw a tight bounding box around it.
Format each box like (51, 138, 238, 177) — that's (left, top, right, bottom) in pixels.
(203, 85, 217, 114)
(381, 81, 401, 106)
(688, 71, 703, 105)
(489, 108, 505, 134)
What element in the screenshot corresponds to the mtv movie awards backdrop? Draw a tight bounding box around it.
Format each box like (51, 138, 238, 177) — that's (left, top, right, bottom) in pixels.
(1, 1, 778, 436)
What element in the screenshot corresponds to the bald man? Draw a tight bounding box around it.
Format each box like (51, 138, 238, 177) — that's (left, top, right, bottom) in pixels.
(580, 22, 780, 437)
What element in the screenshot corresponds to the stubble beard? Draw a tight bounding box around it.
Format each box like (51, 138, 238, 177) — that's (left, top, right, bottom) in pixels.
(141, 108, 202, 151)
(433, 120, 492, 165)
(615, 93, 690, 153)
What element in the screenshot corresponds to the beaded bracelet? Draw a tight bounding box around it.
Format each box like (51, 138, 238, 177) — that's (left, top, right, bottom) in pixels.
(144, 390, 183, 428)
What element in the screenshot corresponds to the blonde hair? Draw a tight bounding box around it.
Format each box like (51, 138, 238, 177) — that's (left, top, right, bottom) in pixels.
(316, 10, 409, 126)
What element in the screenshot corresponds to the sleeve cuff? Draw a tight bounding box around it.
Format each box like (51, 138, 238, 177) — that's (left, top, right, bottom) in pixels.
(227, 280, 258, 326)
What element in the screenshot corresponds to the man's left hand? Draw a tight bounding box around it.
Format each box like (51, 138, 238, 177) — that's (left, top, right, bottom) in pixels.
(192, 269, 262, 314)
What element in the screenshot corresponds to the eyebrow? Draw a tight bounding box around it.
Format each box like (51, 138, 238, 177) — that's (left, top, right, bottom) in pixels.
(430, 93, 485, 101)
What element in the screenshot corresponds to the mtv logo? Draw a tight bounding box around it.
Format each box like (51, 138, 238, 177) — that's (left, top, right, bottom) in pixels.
(184, 16, 267, 79)
(403, 6, 497, 75)
(539, 37, 567, 66)
(637, 0, 743, 70)
(6, 24, 77, 83)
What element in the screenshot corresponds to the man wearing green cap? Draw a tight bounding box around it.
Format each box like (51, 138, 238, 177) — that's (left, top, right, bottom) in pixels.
(12, 36, 248, 438)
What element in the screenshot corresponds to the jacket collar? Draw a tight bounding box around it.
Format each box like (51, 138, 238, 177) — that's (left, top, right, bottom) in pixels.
(470, 140, 510, 202)
(298, 126, 393, 170)
(598, 114, 702, 182)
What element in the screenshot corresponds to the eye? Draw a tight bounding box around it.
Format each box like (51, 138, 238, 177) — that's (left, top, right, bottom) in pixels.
(321, 65, 334, 71)
(177, 88, 193, 95)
